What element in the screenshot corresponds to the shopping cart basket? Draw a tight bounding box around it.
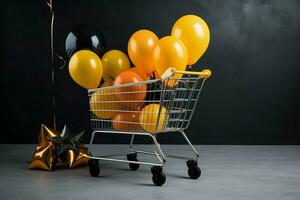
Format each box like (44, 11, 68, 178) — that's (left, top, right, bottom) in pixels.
(87, 67, 211, 186)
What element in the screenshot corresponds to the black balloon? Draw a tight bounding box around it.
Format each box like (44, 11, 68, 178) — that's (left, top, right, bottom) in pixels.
(65, 24, 105, 58)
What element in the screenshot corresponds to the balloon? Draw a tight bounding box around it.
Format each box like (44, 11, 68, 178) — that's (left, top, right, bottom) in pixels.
(171, 15, 210, 65)
(113, 112, 140, 131)
(90, 86, 121, 119)
(128, 29, 159, 76)
(101, 81, 113, 88)
(101, 50, 130, 82)
(68, 50, 103, 89)
(153, 36, 187, 81)
(139, 104, 168, 133)
(130, 67, 149, 81)
(65, 24, 105, 58)
(124, 99, 143, 113)
(114, 71, 147, 108)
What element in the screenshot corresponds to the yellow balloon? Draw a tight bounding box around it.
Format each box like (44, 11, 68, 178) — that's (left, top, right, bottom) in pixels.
(171, 15, 210, 65)
(68, 50, 103, 89)
(139, 104, 168, 133)
(128, 29, 159, 76)
(90, 86, 121, 119)
(101, 50, 130, 81)
(153, 36, 187, 81)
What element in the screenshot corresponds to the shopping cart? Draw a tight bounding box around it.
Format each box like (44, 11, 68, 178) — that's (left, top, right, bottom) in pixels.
(87, 67, 211, 186)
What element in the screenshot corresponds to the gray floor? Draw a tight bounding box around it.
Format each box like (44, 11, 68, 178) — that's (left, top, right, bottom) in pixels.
(0, 145, 299, 200)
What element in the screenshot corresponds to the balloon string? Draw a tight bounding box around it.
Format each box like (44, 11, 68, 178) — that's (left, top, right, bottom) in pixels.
(47, 0, 57, 130)
(55, 52, 66, 70)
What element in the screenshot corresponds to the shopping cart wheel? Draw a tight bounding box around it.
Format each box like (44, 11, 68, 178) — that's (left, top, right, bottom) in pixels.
(187, 160, 201, 179)
(88, 159, 100, 177)
(151, 166, 166, 186)
(127, 153, 139, 171)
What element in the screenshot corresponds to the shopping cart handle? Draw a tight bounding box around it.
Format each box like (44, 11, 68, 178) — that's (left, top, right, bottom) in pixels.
(161, 67, 212, 80)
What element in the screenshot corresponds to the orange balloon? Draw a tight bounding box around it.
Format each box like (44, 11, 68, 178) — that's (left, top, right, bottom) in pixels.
(124, 101, 143, 112)
(114, 71, 147, 108)
(112, 112, 140, 131)
(128, 29, 159, 76)
(152, 36, 188, 87)
(130, 67, 149, 81)
(153, 36, 187, 79)
(102, 80, 143, 111)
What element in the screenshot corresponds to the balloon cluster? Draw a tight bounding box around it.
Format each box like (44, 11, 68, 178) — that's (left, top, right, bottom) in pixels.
(66, 15, 210, 133)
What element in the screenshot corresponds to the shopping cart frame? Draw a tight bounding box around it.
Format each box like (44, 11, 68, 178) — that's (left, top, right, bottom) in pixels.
(87, 67, 211, 186)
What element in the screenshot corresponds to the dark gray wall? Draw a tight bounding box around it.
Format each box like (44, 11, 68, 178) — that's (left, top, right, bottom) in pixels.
(1, 0, 299, 144)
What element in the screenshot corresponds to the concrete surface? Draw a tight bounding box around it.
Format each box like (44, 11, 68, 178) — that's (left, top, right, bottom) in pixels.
(0, 145, 299, 200)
